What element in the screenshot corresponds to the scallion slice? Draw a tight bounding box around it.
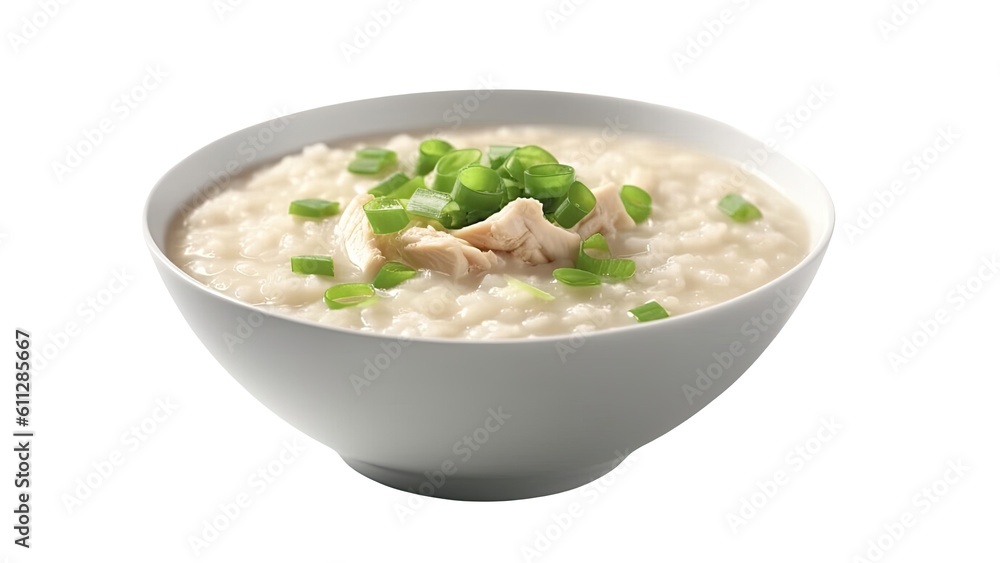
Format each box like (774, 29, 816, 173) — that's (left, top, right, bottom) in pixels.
(488, 145, 517, 169)
(582, 231, 610, 253)
(504, 275, 555, 301)
(620, 184, 652, 223)
(324, 283, 378, 310)
(588, 259, 634, 279)
(502, 177, 523, 203)
(577, 233, 636, 280)
(406, 187, 454, 223)
(552, 181, 596, 228)
(718, 193, 762, 222)
(451, 165, 504, 216)
(289, 198, 340, 218)
(386, 175, 425, 200)
(416, 139, 454, 176)
(432, 148, 482, 192)
(357, 147, 395, 159)
(523, 163, 575, 199)
(290, 255, 334, 276)
(372, 261, 418, 289)
(553, 268, 602, 286)
(348, 148, 397, 175)
(540, 197, 561, 215)
(502, 145, 557, 184)
(363, 198, 410, 235)
(349, 159, 386, 174)
(368, 172, 410, 197)
(440, 202, 463, 229)
(628, 301, 670, 323)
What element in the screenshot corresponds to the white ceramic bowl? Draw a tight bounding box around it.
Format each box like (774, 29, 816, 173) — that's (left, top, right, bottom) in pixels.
(144, 90, 834, 501)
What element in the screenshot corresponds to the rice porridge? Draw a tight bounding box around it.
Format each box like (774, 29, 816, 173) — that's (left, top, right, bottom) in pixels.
(168, 126, 809, 338)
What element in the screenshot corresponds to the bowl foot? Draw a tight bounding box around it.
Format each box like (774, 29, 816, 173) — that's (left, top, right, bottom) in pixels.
(341, 456, 627, 501)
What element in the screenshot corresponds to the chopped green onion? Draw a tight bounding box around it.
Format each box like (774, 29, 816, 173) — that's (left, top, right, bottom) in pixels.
(416, 139, 454, 175)
(349, 159, 386, 174)
(502, 177, 523, 203)
(290, 255, 334, 276)
(552, 181, 596, 228)
(553, 267, 602, 286)
(628, 301, 670, 323)
(577, 233, 635, 280)
(620, 184, 652, 223)
(488, 145, 517, 169)
(406, 187, 455, 223)
(372, 261, 418, 289)
(504, 275, 555, 301)
(363, 198, 410, 234)
(358, 147, 395, 159)
(289, 198, 340, 218)
(540, 197, 562, 215)
(368, 172, 410, 197)
(582, 231, 610, 253)
(348, 148, 397, 175)
(502, 145, 557, 184)
(587, 259, 634, 279)
(447, 165, 506, 227)
(458, 209, 494, 228)
(432, 148, 482, 192)
(324, 283, 378, 309)
(386, 175, 425, 200)
(523, 163, 575, 199)
(441, 202, 463, 228)
(718, 193, 762, 222)
(451, 165, 503, 210)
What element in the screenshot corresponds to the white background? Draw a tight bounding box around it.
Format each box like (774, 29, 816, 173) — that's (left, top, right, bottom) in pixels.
(2, 0, 998, 561)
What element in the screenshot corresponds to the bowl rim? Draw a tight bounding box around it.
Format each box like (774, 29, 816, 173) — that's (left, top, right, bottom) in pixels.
(143, 89, 835, 345)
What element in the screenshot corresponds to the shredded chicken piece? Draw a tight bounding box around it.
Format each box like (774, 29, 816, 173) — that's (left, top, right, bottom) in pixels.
(396, 226, 498, 278)
(335, 193, 387, 277)
(452, 198, 580, 265)
(571, 184, 636, 240)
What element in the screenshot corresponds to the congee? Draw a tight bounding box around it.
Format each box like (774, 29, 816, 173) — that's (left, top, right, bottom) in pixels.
(168, 126, 809, 338)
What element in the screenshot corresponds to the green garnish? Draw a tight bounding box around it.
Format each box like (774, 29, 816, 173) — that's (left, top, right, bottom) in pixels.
(385, 176, 425, 200)
(406, 188, 456, 225)
(349, 148, 397, 175)
(628, 301, 670, 323)
(582, 231, 609, 252)
(577, 233, 635, 280)
(718, 193, 762, 222)
(502, 145, 557, 184)
(523, 163, 575, 199)
(372, 261, 418, 289)
(416, 139, 454, 176)
(502, 177, 523, 203)
(551, 181, 596, 228)
(324, 283, 378, 309)
(488, 145, 517, 169)
(553, 267, 602, 286)
(289, 198, 340, 218)
(363, 198, 410, 235)
(504, 275, 555, 301)
(620, 185, 652, 223)
(540, 197, 562, 215)
(431, 148, 482, 192)
(337, 140, 658, 234)
(290, 255, 334, 276)
(450, 165, 504, 227)
(348, 160, 384, 174)
(368, 172, 410, 197)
